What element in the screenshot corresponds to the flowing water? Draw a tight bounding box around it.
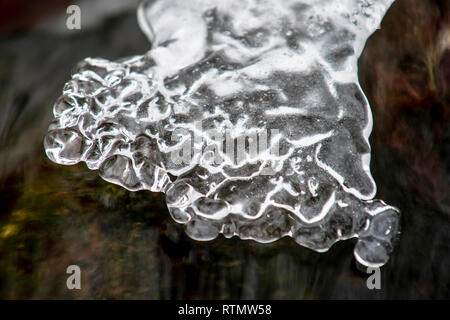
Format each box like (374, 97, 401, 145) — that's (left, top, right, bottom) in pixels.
(0, 0, 449, 299)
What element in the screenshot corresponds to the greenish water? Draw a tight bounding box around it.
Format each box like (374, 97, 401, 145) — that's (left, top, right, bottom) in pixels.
(0, 1, 449, 299)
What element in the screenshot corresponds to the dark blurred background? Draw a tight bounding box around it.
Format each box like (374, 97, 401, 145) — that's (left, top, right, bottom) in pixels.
(0, 0, 448, 299)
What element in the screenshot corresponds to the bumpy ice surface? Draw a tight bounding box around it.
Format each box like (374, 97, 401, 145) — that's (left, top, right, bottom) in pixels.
(44, 0, 400, 267)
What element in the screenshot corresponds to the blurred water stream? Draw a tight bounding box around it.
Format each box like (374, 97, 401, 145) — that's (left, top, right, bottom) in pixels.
(0, 0, 448, 299)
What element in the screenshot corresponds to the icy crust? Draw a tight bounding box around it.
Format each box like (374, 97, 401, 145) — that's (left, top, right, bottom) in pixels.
(44, 0, 399, 267)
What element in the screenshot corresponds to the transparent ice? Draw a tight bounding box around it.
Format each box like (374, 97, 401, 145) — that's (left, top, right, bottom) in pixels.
(44, 0, 400, 267)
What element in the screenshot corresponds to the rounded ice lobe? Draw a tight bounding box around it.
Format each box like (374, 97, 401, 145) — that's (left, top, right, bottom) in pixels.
(44, 0, 400, 267)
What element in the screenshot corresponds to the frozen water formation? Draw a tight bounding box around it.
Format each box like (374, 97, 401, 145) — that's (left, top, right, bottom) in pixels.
(44, 0, 400, 267)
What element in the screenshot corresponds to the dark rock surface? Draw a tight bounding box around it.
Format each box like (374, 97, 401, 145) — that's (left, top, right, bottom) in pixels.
(0, 0, 448, 299)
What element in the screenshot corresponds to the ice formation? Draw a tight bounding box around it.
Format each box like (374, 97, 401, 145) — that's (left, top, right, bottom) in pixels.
(44, 0, 400, 267)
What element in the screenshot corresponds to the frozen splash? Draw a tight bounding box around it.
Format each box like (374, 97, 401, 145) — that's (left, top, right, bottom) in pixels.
(44, 0, 400, 267)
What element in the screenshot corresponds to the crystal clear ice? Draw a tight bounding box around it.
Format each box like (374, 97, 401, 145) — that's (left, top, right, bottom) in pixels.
(44, 0, 400, 267)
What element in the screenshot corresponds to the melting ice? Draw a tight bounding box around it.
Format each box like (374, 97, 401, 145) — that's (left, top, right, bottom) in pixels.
(44, 0, 400, 267)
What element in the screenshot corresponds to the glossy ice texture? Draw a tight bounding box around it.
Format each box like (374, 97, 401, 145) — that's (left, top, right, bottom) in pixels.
(44, 0, 399, 267)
